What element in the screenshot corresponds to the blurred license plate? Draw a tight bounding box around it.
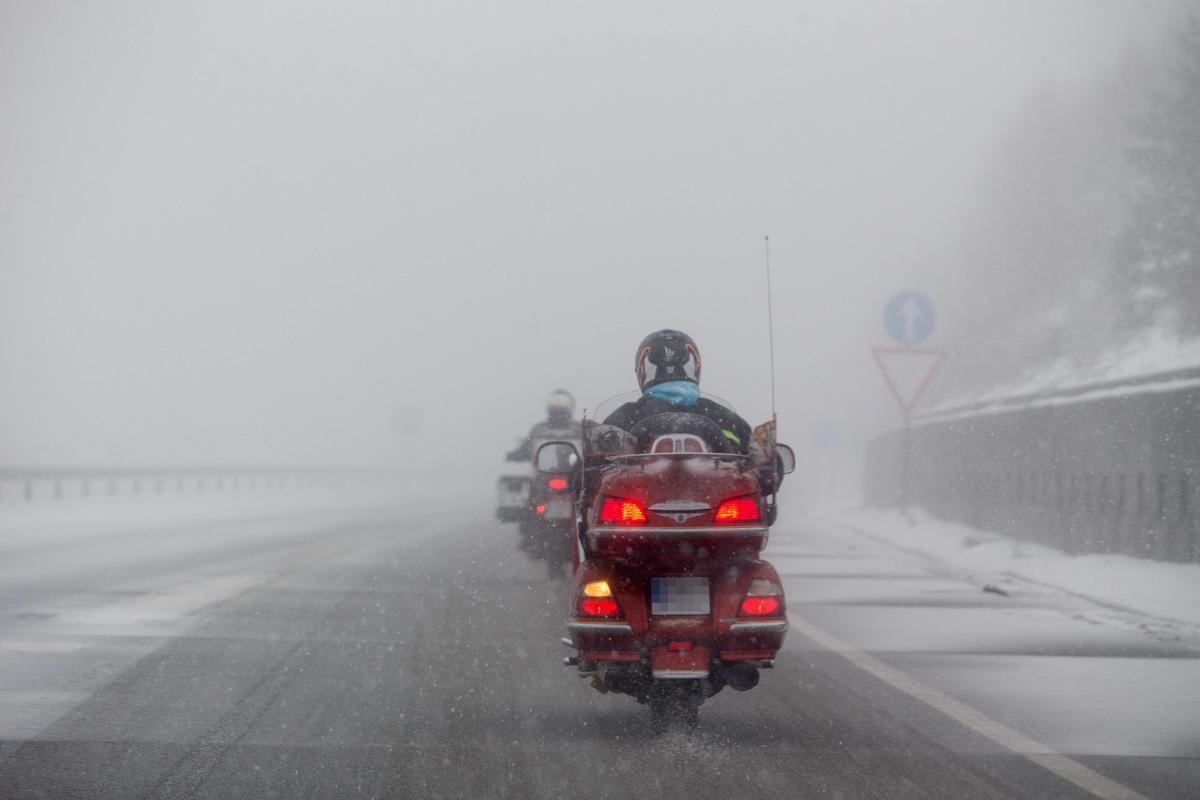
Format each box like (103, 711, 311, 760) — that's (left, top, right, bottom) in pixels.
(651, 577, 710, 616)
(547, 497, 572, 518)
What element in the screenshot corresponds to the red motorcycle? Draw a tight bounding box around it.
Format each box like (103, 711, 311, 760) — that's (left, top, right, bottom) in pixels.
(536, 393, 794, 732)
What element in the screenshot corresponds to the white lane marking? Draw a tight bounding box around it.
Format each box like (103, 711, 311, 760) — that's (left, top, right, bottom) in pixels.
(58, 572, 269, 625)
(0, 640, 90, 654)
(790, 613, 1150, 800)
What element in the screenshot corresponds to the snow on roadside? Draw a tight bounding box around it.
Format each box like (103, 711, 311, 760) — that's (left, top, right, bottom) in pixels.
(924, 328, 1200, 416)
(823, 506, 1200, 628)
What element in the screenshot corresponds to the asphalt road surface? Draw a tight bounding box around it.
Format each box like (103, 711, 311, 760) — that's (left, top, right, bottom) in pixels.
(0, 492, 1197, 799)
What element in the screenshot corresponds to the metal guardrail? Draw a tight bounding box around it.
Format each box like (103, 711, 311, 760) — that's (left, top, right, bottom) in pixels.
(865, 370, 1200, 563)
(0, 466, 405, 503)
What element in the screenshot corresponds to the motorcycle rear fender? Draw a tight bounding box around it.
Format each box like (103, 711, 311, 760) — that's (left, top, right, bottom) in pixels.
(649, 644, 711, 678)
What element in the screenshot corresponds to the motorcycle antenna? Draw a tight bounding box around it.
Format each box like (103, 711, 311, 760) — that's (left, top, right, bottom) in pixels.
(764, 235, 778, 427)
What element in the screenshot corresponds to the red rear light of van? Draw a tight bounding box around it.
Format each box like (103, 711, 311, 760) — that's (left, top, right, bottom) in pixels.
(598, 497, 647, 525)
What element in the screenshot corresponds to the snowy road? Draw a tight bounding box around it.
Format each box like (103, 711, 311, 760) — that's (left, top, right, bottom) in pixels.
(0, 494, 1196, 799)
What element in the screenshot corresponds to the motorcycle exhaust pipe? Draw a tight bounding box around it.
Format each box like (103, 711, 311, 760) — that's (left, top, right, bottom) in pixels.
(723, 662, 760, 692)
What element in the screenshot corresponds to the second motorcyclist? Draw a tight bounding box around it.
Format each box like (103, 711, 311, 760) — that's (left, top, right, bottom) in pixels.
(516, 389, 583, 575)
(517, 389, 583, 459)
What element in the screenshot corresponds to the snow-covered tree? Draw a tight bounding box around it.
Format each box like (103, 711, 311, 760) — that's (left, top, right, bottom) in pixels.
(1114, 17, 1200, 335)
(936, 52, 1148, 400)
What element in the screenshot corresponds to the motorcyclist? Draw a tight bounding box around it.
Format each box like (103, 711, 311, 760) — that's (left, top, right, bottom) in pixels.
(515, 389, 582, 460)
(603, 329, 780, 495)
(603, 330, 753, 452)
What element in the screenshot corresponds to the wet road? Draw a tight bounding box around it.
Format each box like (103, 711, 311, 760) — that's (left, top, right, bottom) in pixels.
(0, 494, 1197, 799)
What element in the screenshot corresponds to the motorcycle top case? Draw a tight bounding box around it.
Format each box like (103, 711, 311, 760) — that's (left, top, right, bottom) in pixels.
(585, 456, 768, 565)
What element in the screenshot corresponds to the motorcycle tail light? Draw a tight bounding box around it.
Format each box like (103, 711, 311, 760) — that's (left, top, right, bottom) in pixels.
(578, 580, 622, 618)
(535, 503, 546, 514)
(598, 496, 647, 525)
(740, 596, 781, 616)
(547, 476, 568, 491)
(714, 496, 760, 523)
(739, 578, 783, 616)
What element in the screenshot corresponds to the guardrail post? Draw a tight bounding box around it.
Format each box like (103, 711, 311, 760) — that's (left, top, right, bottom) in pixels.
(1114, 473, 1128, 556)
(1154, 473, 1168, 559)
(1188, 470, 1199, 562)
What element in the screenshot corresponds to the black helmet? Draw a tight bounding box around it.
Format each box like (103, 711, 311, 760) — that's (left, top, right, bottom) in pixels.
(547, 389, 575, 424)
(634, 329, 701, 391)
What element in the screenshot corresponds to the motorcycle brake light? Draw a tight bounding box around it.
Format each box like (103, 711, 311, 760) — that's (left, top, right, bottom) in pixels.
(714, 496, 760, 523)
(547, 476, 568, 490)
(579, 580, 621, 617)
(580, 597, 620, 616)
(739, 596, 781, 616)
(739, 578, 783, 616)
(535, 503, 546, 514)
(598, 497, 647, 525)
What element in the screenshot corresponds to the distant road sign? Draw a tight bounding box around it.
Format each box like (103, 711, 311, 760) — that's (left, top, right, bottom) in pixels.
(871, 346, 946, 419)
(884, 291, 935, 346)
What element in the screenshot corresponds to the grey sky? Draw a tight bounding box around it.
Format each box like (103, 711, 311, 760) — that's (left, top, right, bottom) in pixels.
(1, 1, 1188, 470)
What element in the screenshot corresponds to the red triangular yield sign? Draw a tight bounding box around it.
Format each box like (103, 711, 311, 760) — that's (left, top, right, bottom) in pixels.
(871, 346, 945, 419)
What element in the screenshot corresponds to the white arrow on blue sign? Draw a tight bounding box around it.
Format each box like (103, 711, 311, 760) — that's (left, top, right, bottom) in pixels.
(884, 291, 935, 346)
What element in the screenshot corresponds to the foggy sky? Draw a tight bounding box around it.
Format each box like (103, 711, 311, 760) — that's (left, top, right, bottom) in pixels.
(1, 1, 1188, 476)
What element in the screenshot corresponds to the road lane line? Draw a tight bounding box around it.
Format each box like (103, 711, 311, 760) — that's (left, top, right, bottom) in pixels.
(789, 613, 1150, 800)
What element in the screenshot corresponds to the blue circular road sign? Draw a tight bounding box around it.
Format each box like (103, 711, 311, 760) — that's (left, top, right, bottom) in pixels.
(883, 292, 936, 345)
(884, 291, 935, 346)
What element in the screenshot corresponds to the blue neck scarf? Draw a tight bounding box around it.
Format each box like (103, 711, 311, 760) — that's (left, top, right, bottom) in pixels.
(644, 380, 700, 407)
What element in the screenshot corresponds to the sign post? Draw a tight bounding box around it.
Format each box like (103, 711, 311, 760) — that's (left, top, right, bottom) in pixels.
(873, 292, 945, 512)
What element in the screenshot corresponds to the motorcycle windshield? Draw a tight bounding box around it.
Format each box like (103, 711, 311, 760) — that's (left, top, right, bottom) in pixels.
(588, 390, 738, 425)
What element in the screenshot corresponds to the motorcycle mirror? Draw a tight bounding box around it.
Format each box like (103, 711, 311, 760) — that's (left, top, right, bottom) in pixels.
(535, 441, 580, 474)
(505, 450, 525, 462)
(776, 444, 796, 475)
